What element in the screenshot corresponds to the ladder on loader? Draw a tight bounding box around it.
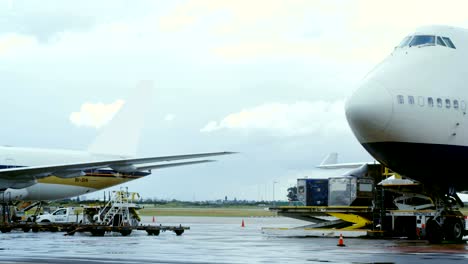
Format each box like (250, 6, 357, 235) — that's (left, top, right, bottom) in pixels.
(98, 188, 140, 226)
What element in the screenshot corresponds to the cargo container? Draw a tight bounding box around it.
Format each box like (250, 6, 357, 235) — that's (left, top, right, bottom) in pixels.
(328, 177, 374, 206)
(297, 178, 329, 206)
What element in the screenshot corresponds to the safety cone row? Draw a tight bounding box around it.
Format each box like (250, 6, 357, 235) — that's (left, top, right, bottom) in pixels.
(241, 219, 245, 227)
(337, 233, 345, 247)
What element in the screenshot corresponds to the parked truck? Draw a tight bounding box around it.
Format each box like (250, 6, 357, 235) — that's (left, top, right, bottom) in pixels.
(35, 207, 83, 223)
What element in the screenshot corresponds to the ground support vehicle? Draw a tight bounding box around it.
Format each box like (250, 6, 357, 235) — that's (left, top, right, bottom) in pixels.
(267, 165, 468, 243)
(0, 188, 189, 236)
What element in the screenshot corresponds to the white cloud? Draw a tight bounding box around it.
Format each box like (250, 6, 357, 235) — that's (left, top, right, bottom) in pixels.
(352, 0, 468, 33)
(160, 0, 342, 34)
(69, 99, 125, 129)
(160, 0, 468, 65)
(200, 100, 350, 137)
(161, 0, 356, 62)
(0, 33, 37, 55)
(164, 114, 176, 121)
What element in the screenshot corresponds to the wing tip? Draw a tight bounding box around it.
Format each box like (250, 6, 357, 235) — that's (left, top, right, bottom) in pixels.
(223, 151, 239, 155)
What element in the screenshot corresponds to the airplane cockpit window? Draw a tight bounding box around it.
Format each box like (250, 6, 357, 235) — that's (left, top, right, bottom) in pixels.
(442, 37, 456, 49)
(397, 95, 404, 104)
(436, 36, 447, 46)
(428, 97, 434, 107)
(454, 100, 459, 110)
(398, 35, 455, 49)
(408, 96, 415, 105)
(398, 36, 412, 47)
(437, 98, 443, 108)
(445, 99, 451, 109)
(409, 35, 435, 47)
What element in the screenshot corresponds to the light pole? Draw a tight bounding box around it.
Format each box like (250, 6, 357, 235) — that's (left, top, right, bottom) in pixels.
(273, 181, 278, 206)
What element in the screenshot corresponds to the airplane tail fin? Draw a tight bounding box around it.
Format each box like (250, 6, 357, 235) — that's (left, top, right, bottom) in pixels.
(319, 152, 338, 166)
(88, 81, 154, 157)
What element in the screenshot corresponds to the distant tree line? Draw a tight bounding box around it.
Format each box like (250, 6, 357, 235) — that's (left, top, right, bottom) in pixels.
(53, 197, 289, 207)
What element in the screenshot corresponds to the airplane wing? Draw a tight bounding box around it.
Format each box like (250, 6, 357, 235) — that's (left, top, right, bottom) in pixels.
(135, 160, 216, 171)
(0, 151, 235, 181)
(317, 162, 373, 169)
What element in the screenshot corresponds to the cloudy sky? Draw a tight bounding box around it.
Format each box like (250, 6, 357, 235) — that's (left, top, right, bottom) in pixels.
(2, 0, 468, 201)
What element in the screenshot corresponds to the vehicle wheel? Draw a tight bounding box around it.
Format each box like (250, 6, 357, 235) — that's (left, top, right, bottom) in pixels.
(426, 219, 443, 244)
(112, 215, 122, 227)
(174, 230, 184, 236)
(90, 230, 105, 236)
(444, 218, 464, 242)
(32, 227, 39, 233)
(120, 229, 132, 236)
(0, 228, 12, 233)
(147, 230, 160, 236)
(394, 216, 417, 239)
(22, 227, 31, 233)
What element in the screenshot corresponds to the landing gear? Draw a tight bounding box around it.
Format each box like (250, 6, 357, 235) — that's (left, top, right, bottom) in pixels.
(386, 183, 467, 243)
(425, 190, 466, 243)
(425, 216, 465, 243)
(444, 218, 464, 242)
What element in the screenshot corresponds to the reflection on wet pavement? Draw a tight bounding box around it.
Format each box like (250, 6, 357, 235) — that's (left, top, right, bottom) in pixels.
(0, 216, 466, 264)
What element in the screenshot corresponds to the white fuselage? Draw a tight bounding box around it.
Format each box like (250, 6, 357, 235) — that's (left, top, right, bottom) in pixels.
(345, 25, 468, 191)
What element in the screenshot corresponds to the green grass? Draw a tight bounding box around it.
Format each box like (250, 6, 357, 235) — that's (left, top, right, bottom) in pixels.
(139, 207, 277, 217)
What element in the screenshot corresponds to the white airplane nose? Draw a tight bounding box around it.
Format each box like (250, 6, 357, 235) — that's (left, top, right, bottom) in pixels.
(345, 80, 393, 142)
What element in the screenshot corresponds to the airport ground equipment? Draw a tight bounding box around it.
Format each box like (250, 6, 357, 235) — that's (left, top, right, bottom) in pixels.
(35, 207, 83, 224)
(268, 164, 468, 242)
(0, 220, 188, 236)
(0, 188, 189, 236)
(297, 179, 328, 206)
(86, 188, 142, 227)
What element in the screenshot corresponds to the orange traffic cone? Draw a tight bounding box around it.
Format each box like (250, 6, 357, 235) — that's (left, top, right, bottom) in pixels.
(152, 216, 156, 223)
(337, 234, 346, 247)
(241, 219, 245, 227)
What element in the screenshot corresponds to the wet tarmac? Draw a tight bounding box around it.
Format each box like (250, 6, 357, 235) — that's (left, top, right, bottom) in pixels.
(0, 216, 467, 263)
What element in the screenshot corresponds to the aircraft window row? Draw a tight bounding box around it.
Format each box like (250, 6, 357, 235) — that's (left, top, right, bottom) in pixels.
(397, 95, 466, 111)
(398, 35, 456, 49)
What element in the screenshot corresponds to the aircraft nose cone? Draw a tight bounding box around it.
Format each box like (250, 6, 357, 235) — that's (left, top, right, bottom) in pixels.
(345, 80, 393, 142)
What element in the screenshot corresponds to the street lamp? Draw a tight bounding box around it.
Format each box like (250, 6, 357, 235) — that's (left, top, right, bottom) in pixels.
(273, 181, 278, 206)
